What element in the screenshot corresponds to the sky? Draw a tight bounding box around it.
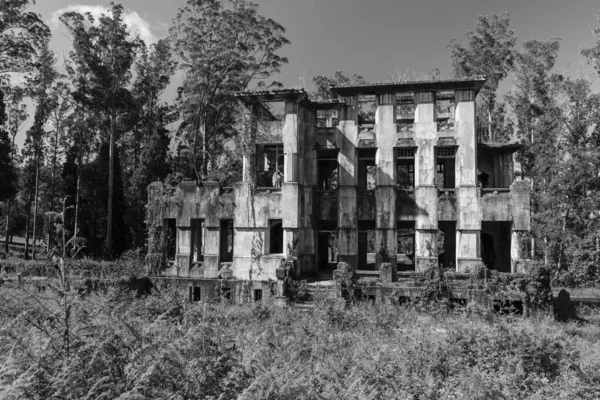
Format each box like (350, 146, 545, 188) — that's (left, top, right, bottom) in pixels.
(13, 0, 600, 146)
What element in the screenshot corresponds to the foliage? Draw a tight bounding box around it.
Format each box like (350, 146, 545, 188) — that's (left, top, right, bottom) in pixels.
(169, 0, 289, 180)
(311, 70, 366, 101)
(0, 0, 50, 73)
(61, 3, 143, 258)
(448, 12, 516, 141)
(1, 285, 600, 398)
(0, 91, 17, 202)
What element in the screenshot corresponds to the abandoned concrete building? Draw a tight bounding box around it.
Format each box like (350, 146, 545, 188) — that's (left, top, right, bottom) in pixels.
(147, 76, 531, 300)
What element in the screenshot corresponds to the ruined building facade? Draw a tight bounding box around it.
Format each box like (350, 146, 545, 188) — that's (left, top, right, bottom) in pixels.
(147, 77, 530, 288)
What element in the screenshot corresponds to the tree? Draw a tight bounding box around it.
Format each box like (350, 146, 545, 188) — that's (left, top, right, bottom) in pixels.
(507, 39, 561, 262)
(169, 0, 289, 180)
(311, 71, 366, 101)
(0, 0, 50, 73)
(582, 11, 600, 75)
(448, 12, 516, 142)
(0, 90, 17, 203)
(125, 40, 176, 248)
(2, 85, 27, 254)
(22, 43, 60, 259)
(61, 3, 142, 258)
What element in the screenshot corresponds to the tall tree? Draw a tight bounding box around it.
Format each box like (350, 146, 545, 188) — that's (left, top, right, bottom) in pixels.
(0, 0, 50, 73)
(0, 91, 17, 203)
(2, 85, 27, 254)
(61, 3, 141, 258)
(507, 39, 561, 262)
(22, 43, 60, 258)
(125, 40, 176, 248)
(169, 0, 289, 180)
(448, 12, 516, 142)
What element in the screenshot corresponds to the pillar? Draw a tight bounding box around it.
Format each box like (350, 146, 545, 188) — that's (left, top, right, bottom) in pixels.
(337, 95, 359, 270)
(375, 93, 397, 273)
(455, 89, 481, 272)
(413, 91, 439, 271)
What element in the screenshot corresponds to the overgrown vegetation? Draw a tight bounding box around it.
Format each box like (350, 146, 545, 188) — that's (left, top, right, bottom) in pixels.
(1, 278, 600, 399)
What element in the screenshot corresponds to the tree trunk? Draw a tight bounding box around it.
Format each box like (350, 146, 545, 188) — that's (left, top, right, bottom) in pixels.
(4, 135, 16, 255)
(24, 186, 33, 260)
(201, 120, 208, 180)
(32, 142, 41, 260)
(4, 202, 9, 255)
(106, 107, 116, 259)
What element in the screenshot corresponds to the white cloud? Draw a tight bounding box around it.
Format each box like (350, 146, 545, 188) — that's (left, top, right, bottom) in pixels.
(49, 5, 158, 44)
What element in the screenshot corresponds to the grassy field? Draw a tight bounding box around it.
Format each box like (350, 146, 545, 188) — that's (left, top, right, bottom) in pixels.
(1, 280, 600, 399)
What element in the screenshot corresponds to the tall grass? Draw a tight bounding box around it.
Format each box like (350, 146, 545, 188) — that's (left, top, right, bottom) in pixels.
(1, 281, 600, 399)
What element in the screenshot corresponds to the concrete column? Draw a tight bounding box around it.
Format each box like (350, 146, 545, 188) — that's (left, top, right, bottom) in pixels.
(283, 101, 299, 183)
(455, 90, 482, 272)
(413, 91, 439, 271)
(375, 93, 397, 272)
(337, 95, 359, 270)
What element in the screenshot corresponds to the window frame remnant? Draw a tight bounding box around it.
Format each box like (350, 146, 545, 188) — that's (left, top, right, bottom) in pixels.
(317, 149, 339, 190)
(164, 218, 176, 262)
(357, 148, 377, 192)
(191, 219, 204, 263)
(219, 219, 234, 263)
(436, 146, 457, 189)
(396, 147, 416, 191)
(256, 143, 284, 188)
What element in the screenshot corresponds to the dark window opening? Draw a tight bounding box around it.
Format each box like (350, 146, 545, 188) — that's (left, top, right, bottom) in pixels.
(396, 148, 415, 190)
(481, 221, 512, 272)
(436, 147, 456, 189)
(397, 221, 415, 271)
(358, 221, 376, 271)
(254, 289, 263, 302)
(191, 219, 204, 263)
(256, 144, 284, 188)
(191, 287, 201, 302)
(318, 150, 339, 190)
(164, 218, 176, 261)
(221, 287, 231, 300)
(438, 221, 456, 269)
(358, 149, 377, 191)
(269, 219, 283, 254)
(219, 220, 234, 263)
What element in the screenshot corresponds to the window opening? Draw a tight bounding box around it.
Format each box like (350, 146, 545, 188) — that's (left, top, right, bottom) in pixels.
(396, 148, 415, 190)
(221, 287, 232, 300)
(219, 219, 234, 263)
(397, 221, 415, 270)
(191, 219, 204, 262)
(256, 144, 284, 187)
(358, 94, 376, 126)
(436, 147, 456, 189)
(254, 289, 263, 302)
(396, 93, 415, 131)
(358, 149, 377, 191)
(164, 219, 176, 261)
(438, 221, 456, 269)
(318, 150, 339, 190)
(191, 287, 201, 302)
(269, 219, 283, 254)
(358, 221, 376, 271)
